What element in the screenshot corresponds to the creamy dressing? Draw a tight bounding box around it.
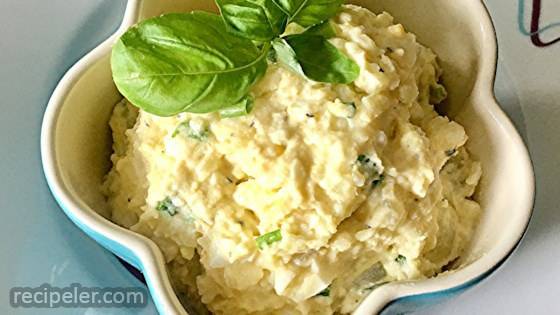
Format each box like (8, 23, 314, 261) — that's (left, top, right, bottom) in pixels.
(103, 5, 482, 314)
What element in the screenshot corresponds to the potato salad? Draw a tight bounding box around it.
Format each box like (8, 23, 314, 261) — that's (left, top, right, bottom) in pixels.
(103, 5, 482, 314)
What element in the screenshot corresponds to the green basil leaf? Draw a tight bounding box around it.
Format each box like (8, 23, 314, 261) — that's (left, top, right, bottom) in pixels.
(272, 0, 344, 27)
(217, 0, 288, 41)
(219, 95, 255, 118)
(304, 20, 336, 38)
(111, 11, 268, 116)
(271, 38, 305, 76)
(285, 34, 359, 83)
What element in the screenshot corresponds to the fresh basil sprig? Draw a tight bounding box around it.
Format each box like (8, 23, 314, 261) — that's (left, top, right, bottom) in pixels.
(111, 12, 267, 116)
(272, 0, 344, 26)
(275, 33, 359, 83)
(111, 2, 359, 117)
(216, 0, 287, 41)
(271, 38, 306, 76)
(304, 20, 337, 38)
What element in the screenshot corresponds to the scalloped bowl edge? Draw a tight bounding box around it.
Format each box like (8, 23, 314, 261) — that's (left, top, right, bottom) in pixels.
(40, 1, 535, 314)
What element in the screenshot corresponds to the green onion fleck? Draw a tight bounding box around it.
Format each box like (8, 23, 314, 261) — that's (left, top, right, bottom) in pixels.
(357, 155, 382, 187)
(357, 154, 368, 163)
(395, 254, 406, 265)
(172, 121, 209, 141)
(316, 285, 331, 297)
(156, 197, 178, 216)
(256, 229, 282, 250)
(372, 174, 385, 188)
(430, 83, 448, 104)
(445, 148, 456, 157)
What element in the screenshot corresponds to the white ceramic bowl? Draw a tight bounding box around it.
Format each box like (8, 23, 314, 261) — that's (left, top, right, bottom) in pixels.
(41, 0, 535, 314)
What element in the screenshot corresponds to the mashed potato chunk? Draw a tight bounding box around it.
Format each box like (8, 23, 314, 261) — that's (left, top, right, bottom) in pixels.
(103, 5, 481, 314)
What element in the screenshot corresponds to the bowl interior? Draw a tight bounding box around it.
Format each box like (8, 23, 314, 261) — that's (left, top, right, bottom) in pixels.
(50, 0, 532, 311)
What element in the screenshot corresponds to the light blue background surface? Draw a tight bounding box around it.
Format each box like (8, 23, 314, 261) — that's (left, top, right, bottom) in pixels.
(0, 0, 558, 314)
